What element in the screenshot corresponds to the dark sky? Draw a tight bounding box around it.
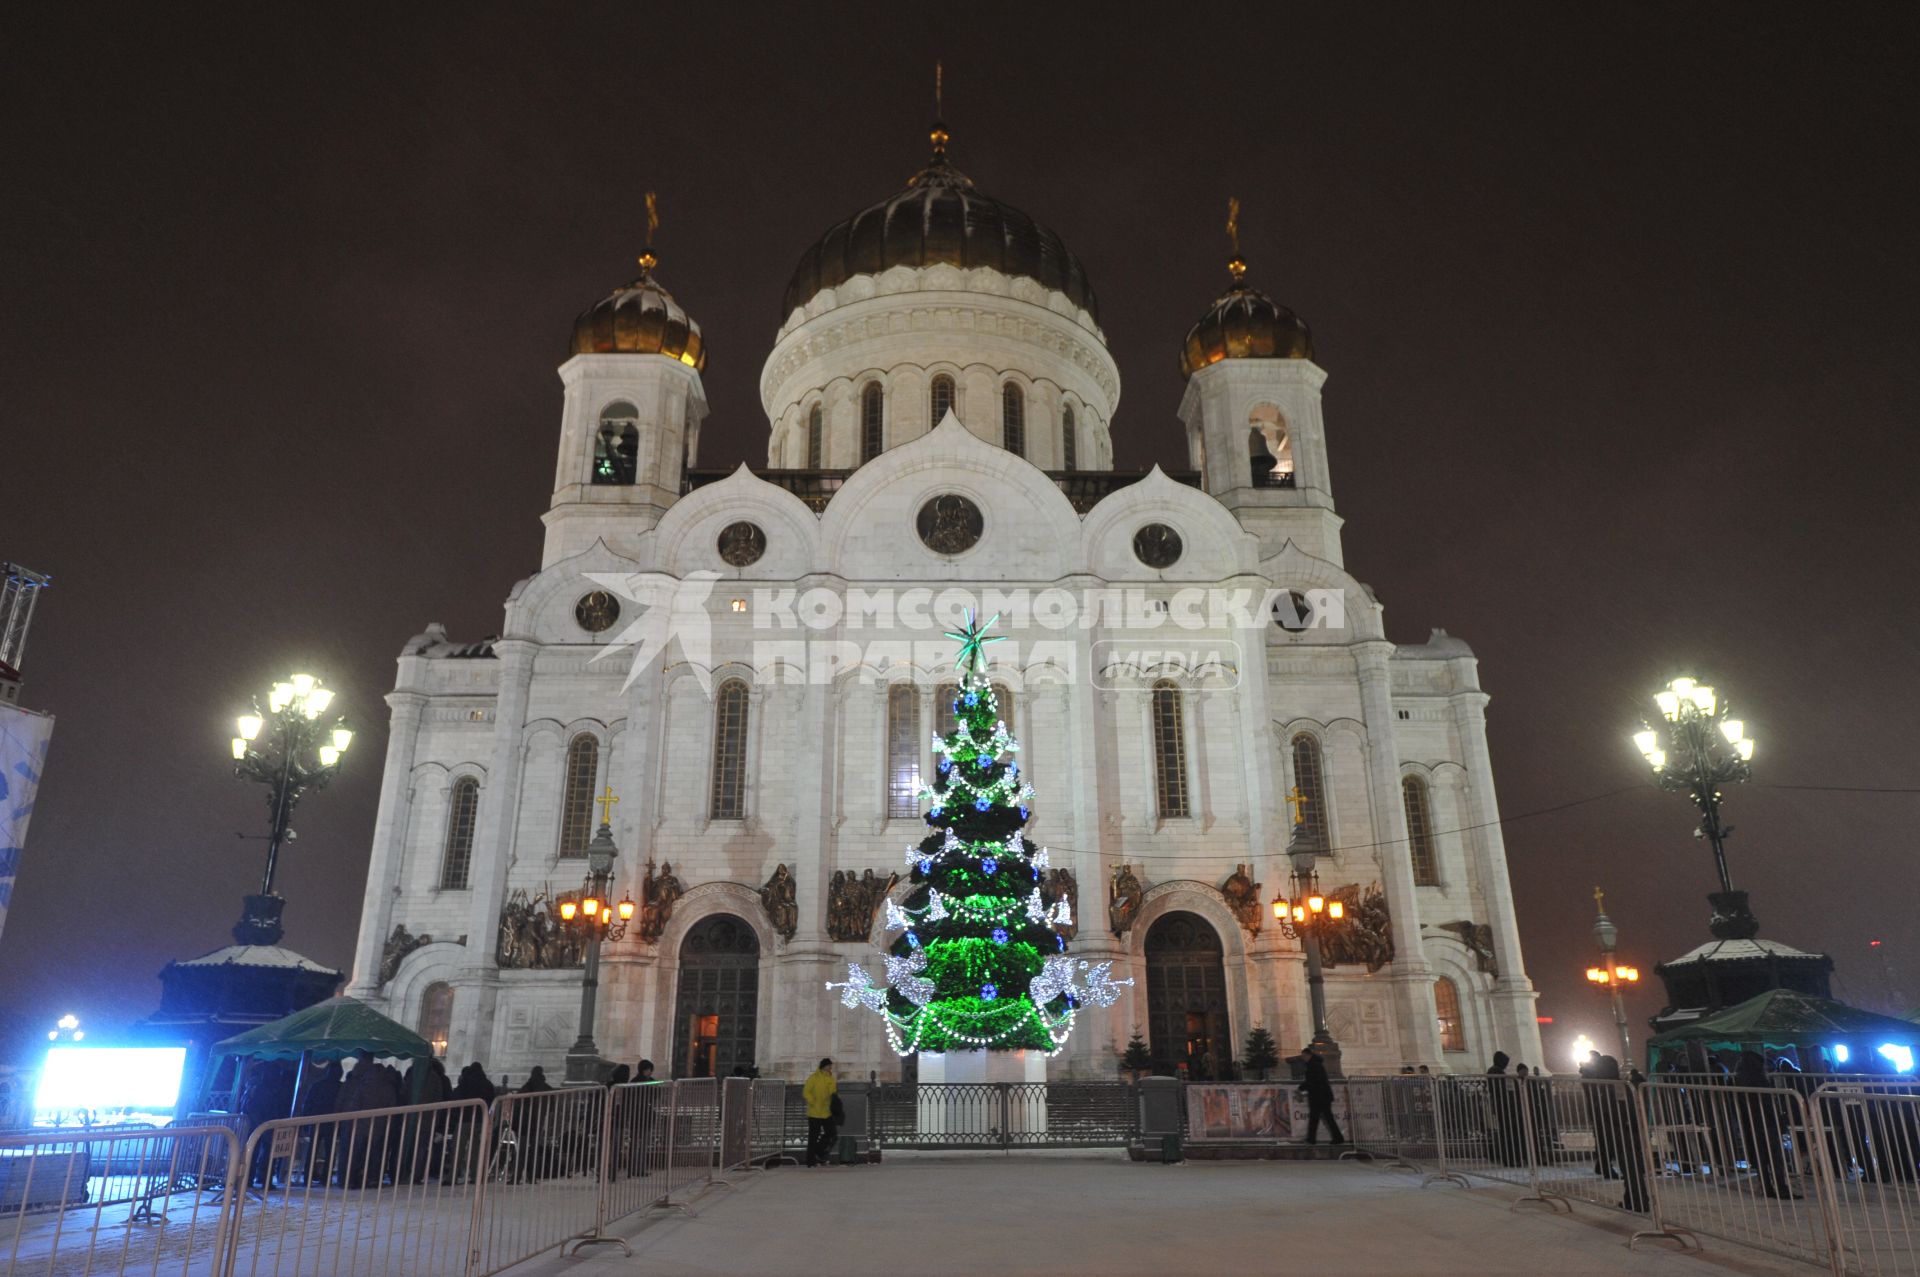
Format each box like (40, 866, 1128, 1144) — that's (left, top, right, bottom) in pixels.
(5, 4, 1918, 1064)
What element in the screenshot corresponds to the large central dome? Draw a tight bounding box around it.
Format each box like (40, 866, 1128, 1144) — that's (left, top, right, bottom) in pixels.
(781, 152, 1099, 323)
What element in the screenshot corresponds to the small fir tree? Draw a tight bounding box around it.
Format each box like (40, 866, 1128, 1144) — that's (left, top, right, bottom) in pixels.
(1242, 1026, 1281, 1080)
(1121, 1029, 1155, 1076)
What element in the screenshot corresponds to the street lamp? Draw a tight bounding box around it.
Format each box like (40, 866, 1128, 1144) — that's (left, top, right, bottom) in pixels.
(1271, 791, 1349, 1073)
(229, 673, 352, 944)
(564, 787, 636, 1085)
(1585, 887, 1640, 1064)
(1635, 674, 1758, 937)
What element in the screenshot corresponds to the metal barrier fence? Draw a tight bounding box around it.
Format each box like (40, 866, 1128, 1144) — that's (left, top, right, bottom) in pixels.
(868, 1082, 1136, 1150)
(720, 1078, 753, 1173)
(471, 1086, 603, 1276)
(1803, 1086, 1919, 1277)
(226, 1098, 490, 1277)
(2, 1123, 240, 1276)
(750, 1080, 792, 1167)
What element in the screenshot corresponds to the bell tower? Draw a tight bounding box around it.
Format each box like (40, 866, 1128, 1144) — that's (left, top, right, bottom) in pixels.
(1176, 202, 1344, 566)
(543, 201, 709, 568)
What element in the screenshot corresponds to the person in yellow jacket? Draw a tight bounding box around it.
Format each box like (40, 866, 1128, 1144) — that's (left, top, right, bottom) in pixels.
(802, 1057, 838, 1166)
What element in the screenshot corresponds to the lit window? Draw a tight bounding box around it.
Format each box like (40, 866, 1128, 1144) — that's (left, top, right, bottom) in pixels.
(559, 735, 599, 857)
(861, 382, 884, 464)
(1002, 383, 1025, 456)
(439, 777, 479, 890)
(1435, 977, 1465, 1052)
(887, 685, 920, 819)
(710, 679, 749, 819)
(419, 983, 455, 1058)
(730, 598, 746, 613)
(1061, 405, 1077, 472)
(1404, 775, 1439, 886)
(930, 375, 955, 425)
(1290, 734, 1327, 844)
(594, 402, 639, 485)
(1152, 681, 1188, 819)
(806, 404, 823, 469)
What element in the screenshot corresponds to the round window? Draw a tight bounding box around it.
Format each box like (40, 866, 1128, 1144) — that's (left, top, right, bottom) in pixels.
(717, 521, 767, 567)
(575, 590, 621, 634)
(916, 494, 985, 556)
(1132, 523, 1183, 569)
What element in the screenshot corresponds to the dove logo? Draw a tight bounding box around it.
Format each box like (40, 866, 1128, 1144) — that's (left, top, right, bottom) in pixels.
(583, 571, 722, 695)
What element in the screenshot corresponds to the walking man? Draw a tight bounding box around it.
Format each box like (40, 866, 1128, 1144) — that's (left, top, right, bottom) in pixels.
(803, 1057, 838, 1167)
(1298, 1043, 1345, 1146)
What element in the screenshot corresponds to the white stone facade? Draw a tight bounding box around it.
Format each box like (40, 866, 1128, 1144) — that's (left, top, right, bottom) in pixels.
(347, 222, 1542, 1084)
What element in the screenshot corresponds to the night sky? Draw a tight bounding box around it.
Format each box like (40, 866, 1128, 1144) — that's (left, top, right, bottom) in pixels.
(5, 5, 1917, 1065)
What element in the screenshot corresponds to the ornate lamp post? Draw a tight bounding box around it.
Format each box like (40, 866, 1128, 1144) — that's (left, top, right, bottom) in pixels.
(1634, 675, 1757, 937)
(563, 787, 637, 1085)
(1271, 788, 1349, 1074)
(229, 673, 352, 944)
(1585, 887, 1640, 1064)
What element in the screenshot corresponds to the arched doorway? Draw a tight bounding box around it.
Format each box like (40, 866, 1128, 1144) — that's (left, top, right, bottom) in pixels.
(671, 914, 760, 1078)
(1145, 911, 1233, 1079)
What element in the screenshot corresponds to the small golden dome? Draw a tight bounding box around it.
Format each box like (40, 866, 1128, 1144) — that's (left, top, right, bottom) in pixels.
(1179, 273, 1313, 379)
(570, 252, 706, 369)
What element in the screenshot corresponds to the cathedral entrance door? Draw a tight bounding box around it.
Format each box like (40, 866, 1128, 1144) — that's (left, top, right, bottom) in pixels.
(671, 914, 760, 1078)
(1144, 911, 1233, 1080)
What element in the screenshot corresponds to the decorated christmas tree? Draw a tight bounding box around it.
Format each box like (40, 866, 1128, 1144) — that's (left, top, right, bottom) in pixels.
(829, 612, 1129, 1055)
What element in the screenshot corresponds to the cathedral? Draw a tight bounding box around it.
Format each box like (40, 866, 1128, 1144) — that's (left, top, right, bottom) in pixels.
(347, 119, 1544, 1083)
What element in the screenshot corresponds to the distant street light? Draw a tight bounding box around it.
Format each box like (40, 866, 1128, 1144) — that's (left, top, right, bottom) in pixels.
(1585, 888, 1640, 1064)
(564, 788, 635, 1083)
(231, 674, 353, 899)
(1270, 788, 1350, 1070)
(1634, 675, 1754, 895)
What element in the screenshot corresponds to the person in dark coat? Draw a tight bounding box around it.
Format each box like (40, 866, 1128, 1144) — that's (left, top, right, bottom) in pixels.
(447, 1063, 495, 1182)
(1297, 1043, 1345, 1146)
(1733, 1051, 1796, 1199)
(1486, 1051, 1523, 1166)
(334, 1053, 401, 1187)
(238, 1061, 298, 1188)
(1593, 1056, 1650, 1211)
(515, 1067, 555, 1182)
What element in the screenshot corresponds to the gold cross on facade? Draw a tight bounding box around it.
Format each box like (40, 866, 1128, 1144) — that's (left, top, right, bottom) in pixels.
(1284, 786, 1310, 826)
(595, 785, 620, 826)
(1593, 885, 1606, 913)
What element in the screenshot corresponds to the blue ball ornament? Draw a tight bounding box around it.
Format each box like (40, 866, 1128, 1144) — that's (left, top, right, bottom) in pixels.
(939, 758, 952, 773)
(930, 806, 944, 819)
(976, 753, 991, 768)
(991, 928, 1009, 945)
(1056, 934, 1066, 951)
(907, 932, 921, 949)
(964, 692, 979, 707)
(918, 858, 932, 874)
(974, 797, 992, 812)
(981, 857, 998, 875)
(980, 983, 998, 1001)
(1018, 806, 1030, 820)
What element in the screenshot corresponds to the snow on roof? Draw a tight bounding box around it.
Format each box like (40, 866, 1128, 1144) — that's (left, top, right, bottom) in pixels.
(173, 944, 342, 975)
(1666, 937, 1824, 965)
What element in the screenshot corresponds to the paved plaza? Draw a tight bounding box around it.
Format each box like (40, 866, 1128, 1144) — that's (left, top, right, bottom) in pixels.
(510, 1152, 1811, 1277)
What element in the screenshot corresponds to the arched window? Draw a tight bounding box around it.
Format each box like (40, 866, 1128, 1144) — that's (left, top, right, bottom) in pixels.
(594, 402, 639, 485)
(710, 679, 749, 819)
(1289, 733, 1328, 844)
(1002, 383, 1025, 456)
(419, 983, 455, 1058)
(887, 685, 920, 818)
(861, 382, 884, 464)
(439, 776, 479, 890)
(1151, 681, 1189, 818)
(1249, 404, 1294, 488)
(806, 404, 823, 469)
(1404, 775, 1439, 886)
(558, 734, 599, 857)
(1061, 405, 1077, 472)
(930, 375, 955, 425)
(1434, 977, 1465, 1052)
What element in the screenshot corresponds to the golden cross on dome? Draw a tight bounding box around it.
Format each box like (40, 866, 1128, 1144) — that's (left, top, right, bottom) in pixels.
(930, 62, 950, 162)
(1284, 785, 1310, 826)
(1226, 196, 1248, 285)
(638, 192, 660, 277)
(596, 785, 620, 826)
(1593, 885, 1607, 914)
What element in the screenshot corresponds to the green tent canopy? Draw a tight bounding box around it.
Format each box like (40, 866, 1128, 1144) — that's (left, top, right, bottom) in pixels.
(212, 995, 433, 1063)
(1648, 988, 1920, 1070)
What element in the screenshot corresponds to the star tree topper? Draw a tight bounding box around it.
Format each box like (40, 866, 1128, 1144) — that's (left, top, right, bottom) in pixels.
(945, 609, 1008, 677)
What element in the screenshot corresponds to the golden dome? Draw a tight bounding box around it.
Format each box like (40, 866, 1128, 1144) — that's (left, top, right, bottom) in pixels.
(1179, 260, 1313, 379)
(570, 251, 706, 370)
(782, 137, 1098, 323)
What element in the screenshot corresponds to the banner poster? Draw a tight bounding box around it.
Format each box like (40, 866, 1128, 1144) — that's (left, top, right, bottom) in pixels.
(0, 703, 55, 946)
(1187, 1082, 1358, 1142)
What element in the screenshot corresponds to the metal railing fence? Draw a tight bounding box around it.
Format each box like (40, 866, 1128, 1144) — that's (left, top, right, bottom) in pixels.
(471, 1086, 603, 1276)
(225, 1098, 490, 1277)
(3, 1123, 240, 1276)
